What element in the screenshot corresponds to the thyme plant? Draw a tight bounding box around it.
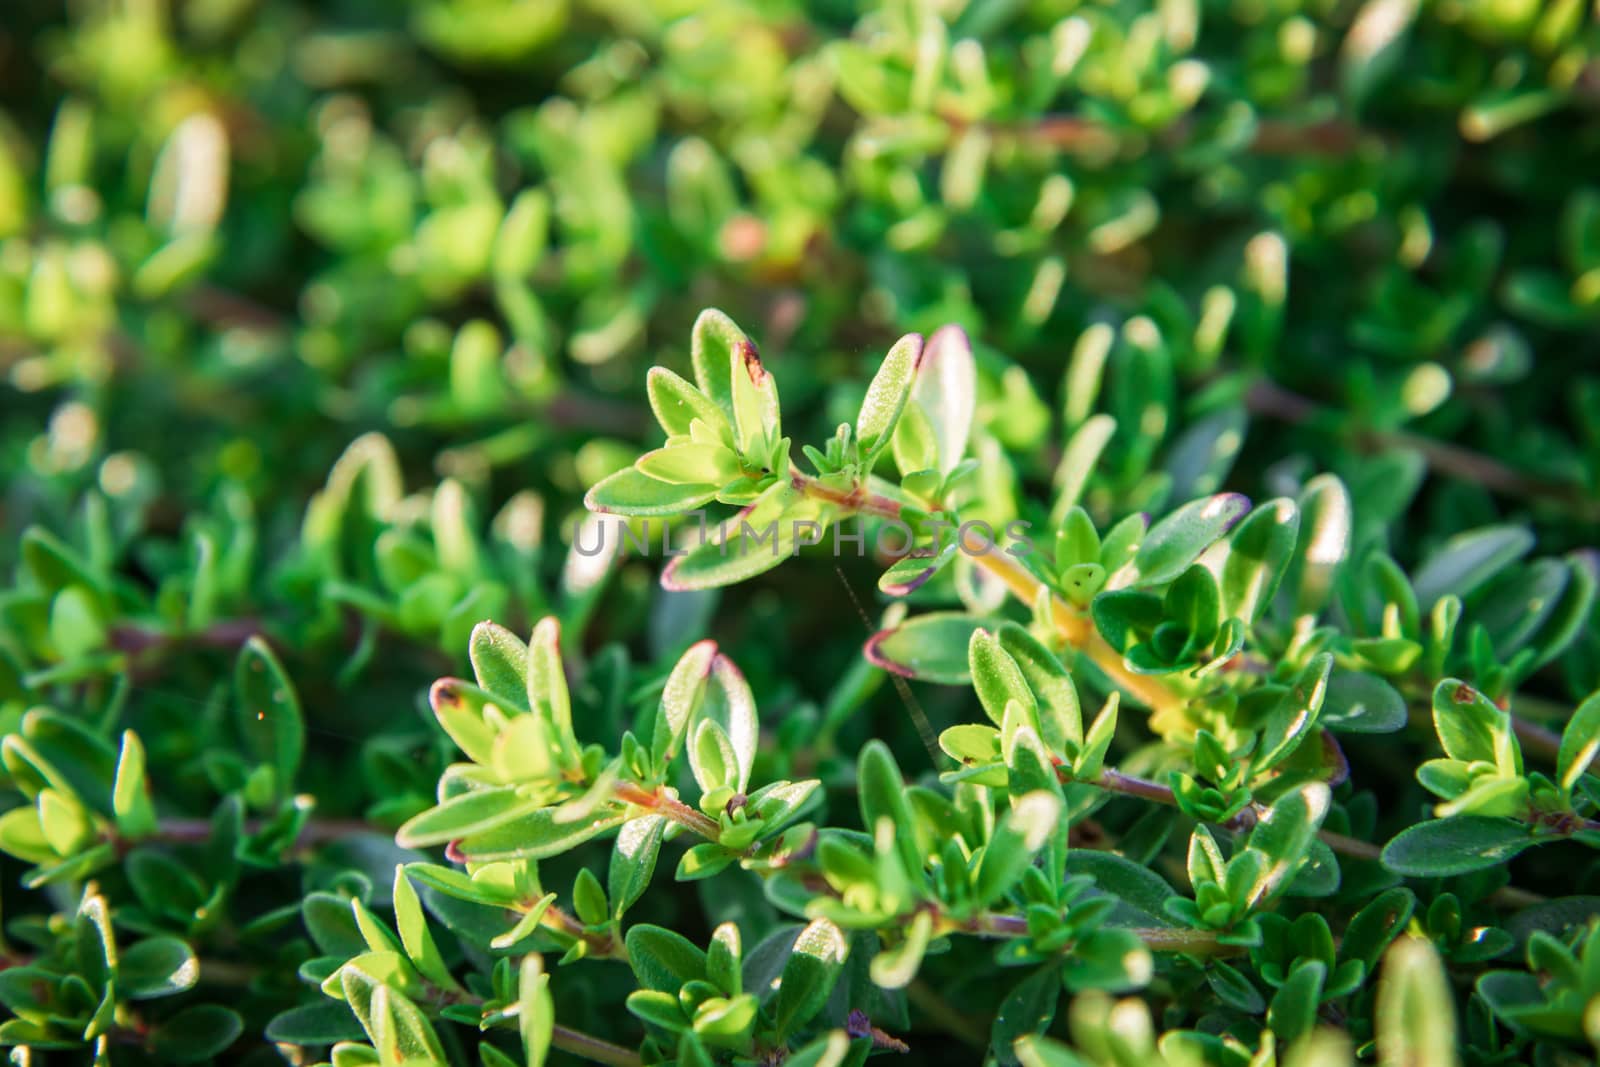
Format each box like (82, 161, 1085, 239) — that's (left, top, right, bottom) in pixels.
(2, 1, 1600, 1066)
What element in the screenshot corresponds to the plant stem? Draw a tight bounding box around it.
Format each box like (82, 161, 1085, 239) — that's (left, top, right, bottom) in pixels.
(788, 471, 1187, 717)
(1245, 379, 1599, 520)
(541, 903, 628, 962)
(551, 1024, 644, 1067)
(614, 782, 722, 840)
(1092, 767, 1546, 907)
(1511, 716, 1563, 764)
(966, 911, 1238, 957)
(904, 980, 989, 1048)
(151, 816, 373, 847)
(789, 471, 905, 520)
(1096, 767, 1369, 859)
(961, 113, 1366, 159)
(967, 551, 1184, 717)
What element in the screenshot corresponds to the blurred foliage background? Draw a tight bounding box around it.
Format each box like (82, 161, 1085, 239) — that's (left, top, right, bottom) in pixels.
(1, 0, 1599, 1063)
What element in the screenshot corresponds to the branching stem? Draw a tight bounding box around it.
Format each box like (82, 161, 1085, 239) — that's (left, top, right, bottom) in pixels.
(788, 471, 1184, 716)
(614, 782, 722, 839)
(551, 1025, 644, 1067)
(965, 911, 1238, 956)
(1245, 379, 1598, 520)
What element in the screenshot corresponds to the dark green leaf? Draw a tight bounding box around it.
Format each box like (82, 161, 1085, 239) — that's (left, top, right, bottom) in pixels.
(773, 918, 848, 1039)
(1381, 817, 1534, 877)
(1133, 493, 1250, 586)
(865, 612, 992, 683)
(627, 924, 708, 993)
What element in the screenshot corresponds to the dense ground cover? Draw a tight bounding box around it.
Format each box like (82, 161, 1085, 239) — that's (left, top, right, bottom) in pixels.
(1, 1, 1599, 1064)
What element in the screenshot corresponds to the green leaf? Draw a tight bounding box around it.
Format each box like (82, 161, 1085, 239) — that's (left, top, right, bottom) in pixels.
(701, 653, 758, 793)
(975, 792, 1062, 907)
(857, 740, 922, 879)
(878, 541, 958, 597)
(490, 893, 556, 951)
(1166, 564, 1220, 650)
(1133, 493, 1250, 586)
(403, 861, 520, 908)
(707, 923, 742, 996)
(865, 612, 991, 683)
(1412, 524, 1534, 610)
(690, 308, 743, 417)
(970, 629, 1036, 728)
(149, 1006, 243, 1063)
(1557, 691, 1600, 793)
(690, 719, 737, 795)
(493, 187, 548, 279)
(1381, 816, 1534, 876)
(1320, 670, 1407, 734)
(1060, 928, 1151, 994)
(39, 788, 92, 856)
(117, 936, 198, 999)
(990, 965, 1061, 1066)
(1434, 775, 1528, 819)
(648, 366, 729, 439)
(1051, 415, 1116, 523)
(869, 908, 932, 990)
(392, 868, 461, 992)
(627, 988, 688, 1031)
(394, 787, 544, 849)
(1090, 590, 1162, 653)
(1432, 680, 1517, 773)
(76, 889, 115, 992)
(773, 918, 848, 1039)
(526, 616, 575, 761)
(1012, 1035, 1087, 1067)
(1375, 938, 1459, 1067)
(265, 1001, 366, 1045)
(1255, 654, 1332, 772)
(750, 779, 821, 832)
(584, 467, 718, 517)
(1289, 474, 1351, 617)
(939, 723, 1001, 765)
(1064, 851, 1176, 928)
(1221, 498, 1300, 622)
(892, 399, 938, 476)
(910, 324, 976, 475)
(469, 621, 530, 710)
(1340, 889, 1416, 972)
(996, 625, 1082, 751)
(725, 325, 780, 457)
(519, 954, 554, 1067)
(856, 333, 923, 465)
(610, 815, 667, 920)
(627, 924, 708, 993)
(429, 679, 503, 767)
(661, 483, 831, 591)
(303, 890, 367, 957)
(1245, 783, 1330, 905)
(363, 980, 446, 1066)
(1268, 960, 1325, 1046)
(1075, 695, 1119, 779)
(676, 842, 736, 881)
(50, 583, 105, 661)
(636, 444, 743, 486)
(0, 807, 59, 865)
(653, 639, 718, 766)
(454, 805, 628, 862)
(111, 730, 156, 838)
(235, 636, 304, 790)
(678, 1031, 716, 1067)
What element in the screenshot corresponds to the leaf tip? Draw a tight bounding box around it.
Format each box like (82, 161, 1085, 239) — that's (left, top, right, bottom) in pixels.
(863, 629, 917, 678)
